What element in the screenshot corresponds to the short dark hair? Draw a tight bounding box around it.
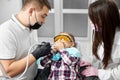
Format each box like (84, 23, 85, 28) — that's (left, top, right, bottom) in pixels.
(22, 0, 51, 10)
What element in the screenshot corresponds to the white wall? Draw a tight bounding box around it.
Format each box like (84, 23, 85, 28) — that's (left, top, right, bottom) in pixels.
(0, 0, 22, 24)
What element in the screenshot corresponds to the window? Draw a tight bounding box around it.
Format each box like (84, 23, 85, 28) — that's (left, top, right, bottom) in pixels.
(37, 0, 92, 43)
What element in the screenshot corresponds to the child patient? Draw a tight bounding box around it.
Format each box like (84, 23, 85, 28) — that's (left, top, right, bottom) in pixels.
(40, 32, 81, 80)
(37, 32, 99, 80)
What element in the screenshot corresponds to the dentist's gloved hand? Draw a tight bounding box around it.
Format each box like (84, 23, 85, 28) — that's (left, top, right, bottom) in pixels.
(32, 42, 51, 60)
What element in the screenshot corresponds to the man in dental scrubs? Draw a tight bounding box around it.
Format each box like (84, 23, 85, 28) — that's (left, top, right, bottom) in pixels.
(0, 0, 51, 80)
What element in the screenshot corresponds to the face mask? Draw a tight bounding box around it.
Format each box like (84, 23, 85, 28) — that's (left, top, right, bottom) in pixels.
(29, 10, 42, 30)
(29, 22, 42, 30)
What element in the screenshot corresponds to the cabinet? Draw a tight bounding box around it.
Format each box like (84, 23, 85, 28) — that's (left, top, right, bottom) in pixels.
(37, 0, 92, 43)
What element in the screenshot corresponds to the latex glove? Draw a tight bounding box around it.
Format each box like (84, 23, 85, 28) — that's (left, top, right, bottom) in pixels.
(32, 42, 51, 60)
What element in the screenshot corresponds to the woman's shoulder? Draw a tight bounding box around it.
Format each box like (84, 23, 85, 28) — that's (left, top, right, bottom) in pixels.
(114, 28, 120, 45)
(111, 28, 120, 63)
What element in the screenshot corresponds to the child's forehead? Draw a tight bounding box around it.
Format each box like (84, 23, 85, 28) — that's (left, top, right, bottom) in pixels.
(60, 32, 69, 36)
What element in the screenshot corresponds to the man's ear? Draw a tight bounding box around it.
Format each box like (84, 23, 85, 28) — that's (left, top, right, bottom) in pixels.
(28, 8, 35, 16)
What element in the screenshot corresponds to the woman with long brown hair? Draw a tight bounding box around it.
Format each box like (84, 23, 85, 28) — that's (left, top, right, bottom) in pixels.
(89, 0, 120, 80)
